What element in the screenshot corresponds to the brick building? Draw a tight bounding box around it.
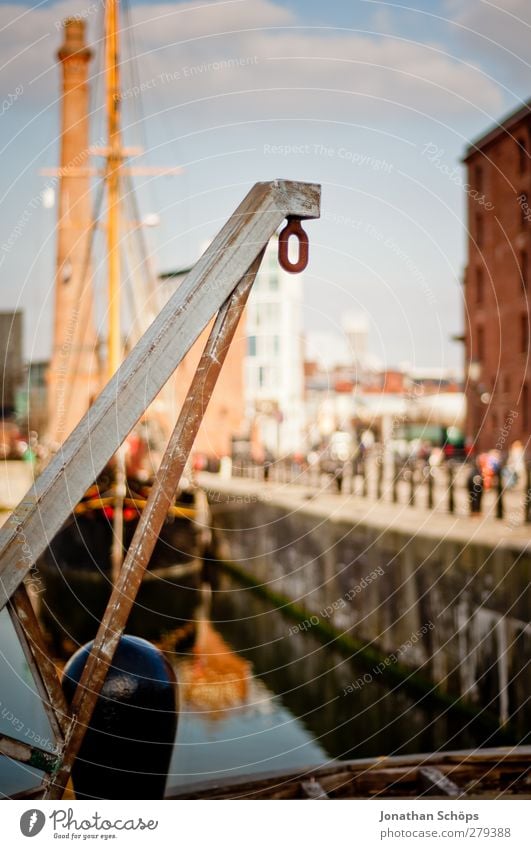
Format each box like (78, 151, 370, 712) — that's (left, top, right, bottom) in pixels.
(463, 101, 531, 454)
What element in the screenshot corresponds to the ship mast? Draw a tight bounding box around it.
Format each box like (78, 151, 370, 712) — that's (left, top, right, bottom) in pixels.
(105, 0, 126, 580)
(105, 0, 122, 380)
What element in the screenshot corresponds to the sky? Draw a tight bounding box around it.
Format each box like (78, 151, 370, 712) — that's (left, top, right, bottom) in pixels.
(1, 0, 530, 369)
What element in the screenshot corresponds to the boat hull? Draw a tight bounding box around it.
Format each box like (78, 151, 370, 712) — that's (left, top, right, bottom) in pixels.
(35, 488, 208, 650)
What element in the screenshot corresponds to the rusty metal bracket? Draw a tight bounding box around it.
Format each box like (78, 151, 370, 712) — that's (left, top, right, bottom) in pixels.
(278, 217, 309, 273)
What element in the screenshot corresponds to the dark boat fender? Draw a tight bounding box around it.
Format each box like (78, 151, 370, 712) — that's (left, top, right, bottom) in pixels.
(62, 635, 178, 799)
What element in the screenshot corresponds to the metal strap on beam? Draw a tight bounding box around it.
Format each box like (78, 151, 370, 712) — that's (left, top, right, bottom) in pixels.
(0, 180, 320, 611)
(0, 733, 59, 774)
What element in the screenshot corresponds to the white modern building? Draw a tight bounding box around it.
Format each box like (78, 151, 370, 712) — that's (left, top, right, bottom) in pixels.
(245, 238, 305, 456)
(343, 312, 370, 374)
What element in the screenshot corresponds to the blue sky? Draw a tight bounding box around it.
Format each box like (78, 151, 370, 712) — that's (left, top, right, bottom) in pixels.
(1, 0, 530, 368)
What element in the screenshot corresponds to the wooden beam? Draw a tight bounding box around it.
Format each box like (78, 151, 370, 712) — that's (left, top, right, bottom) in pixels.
(9, 584, 71, 739)
(0, 180, 320, 611)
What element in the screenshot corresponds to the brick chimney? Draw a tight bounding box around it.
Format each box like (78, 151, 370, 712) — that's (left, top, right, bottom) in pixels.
(47, 18, 99, 445)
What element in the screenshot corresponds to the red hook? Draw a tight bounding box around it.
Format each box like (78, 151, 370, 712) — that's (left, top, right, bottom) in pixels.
(278, 217, 309, 273)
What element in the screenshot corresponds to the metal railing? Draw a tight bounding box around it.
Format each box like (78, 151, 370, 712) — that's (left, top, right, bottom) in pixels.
(231, 454, 531, 526)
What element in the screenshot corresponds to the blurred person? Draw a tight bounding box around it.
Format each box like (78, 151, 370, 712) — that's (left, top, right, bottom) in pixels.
(429, 446, 443, 467)
(478, 450, 500, 491)
(504, 440, 525, 489)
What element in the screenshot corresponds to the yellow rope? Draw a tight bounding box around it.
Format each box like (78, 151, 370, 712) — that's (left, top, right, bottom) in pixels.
(74, 496, 196, 519)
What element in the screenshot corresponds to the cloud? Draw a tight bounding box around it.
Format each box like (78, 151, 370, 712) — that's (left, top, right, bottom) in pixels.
(448, 0, 531, 91)
(106, 1, 505, 118)
(0, 0, 503, 123)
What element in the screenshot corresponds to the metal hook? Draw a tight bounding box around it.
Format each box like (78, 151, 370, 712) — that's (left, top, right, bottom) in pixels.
(278, 217, 309, 273)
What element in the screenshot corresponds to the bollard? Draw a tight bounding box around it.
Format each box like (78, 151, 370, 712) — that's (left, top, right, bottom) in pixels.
(448, 462, 455, 514)
(467, 462, 483, 515)
(392, 460, 398, 503)
(377, 457, 384, 500)
(409, 465, 415, 507)
(427, 467, 434, 510)
(496, 469, 504, 520)
(62, 635, 178, 800)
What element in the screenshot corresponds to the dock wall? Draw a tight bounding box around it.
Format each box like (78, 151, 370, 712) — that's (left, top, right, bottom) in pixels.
(208, 482, 530, 731)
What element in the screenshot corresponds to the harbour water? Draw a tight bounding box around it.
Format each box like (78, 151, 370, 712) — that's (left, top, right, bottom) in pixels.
(166, 570, 515, 793)
(0, 568, 519, 798)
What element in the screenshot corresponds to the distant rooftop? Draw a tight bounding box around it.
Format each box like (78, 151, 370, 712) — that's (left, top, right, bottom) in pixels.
(463, 98, 531, 162)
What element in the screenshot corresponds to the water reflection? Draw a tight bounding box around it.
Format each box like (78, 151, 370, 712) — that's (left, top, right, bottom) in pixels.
(166, 585, 327, 790)
(0, 566, 518, 797)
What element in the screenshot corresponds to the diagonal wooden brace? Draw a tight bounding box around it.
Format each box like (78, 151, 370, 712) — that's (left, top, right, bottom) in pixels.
(0, 180, 320, 612)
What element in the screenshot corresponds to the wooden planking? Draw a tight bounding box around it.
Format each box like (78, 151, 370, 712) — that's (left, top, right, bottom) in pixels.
(168, 747, 531, 799)
(0, 180, 320, 611)
(418, 766, 465, 797)
(300, 779, 329, 799)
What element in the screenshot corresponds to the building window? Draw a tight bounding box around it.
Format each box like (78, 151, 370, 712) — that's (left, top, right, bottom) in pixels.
(521, 314, 529, 354)
(518, 137, 528, 175)
(477, 325, 484, 362)
(263, 302, 280, 323)
(520, 192, 528, 230)
(258, 366, 266, 388)
(476, 266, 484, 304)
(273, 335, 280, 355)
(247, 336, 257, 356)
(247, 304, 259, 327)
(520, 249, 528, 291)
(504, 374, 511, 396)
(475, 212, 484, 247)
(270, 274, 279, 291)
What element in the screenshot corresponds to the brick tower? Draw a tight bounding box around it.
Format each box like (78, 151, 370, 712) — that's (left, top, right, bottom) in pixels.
(47, 19, 99, 446)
